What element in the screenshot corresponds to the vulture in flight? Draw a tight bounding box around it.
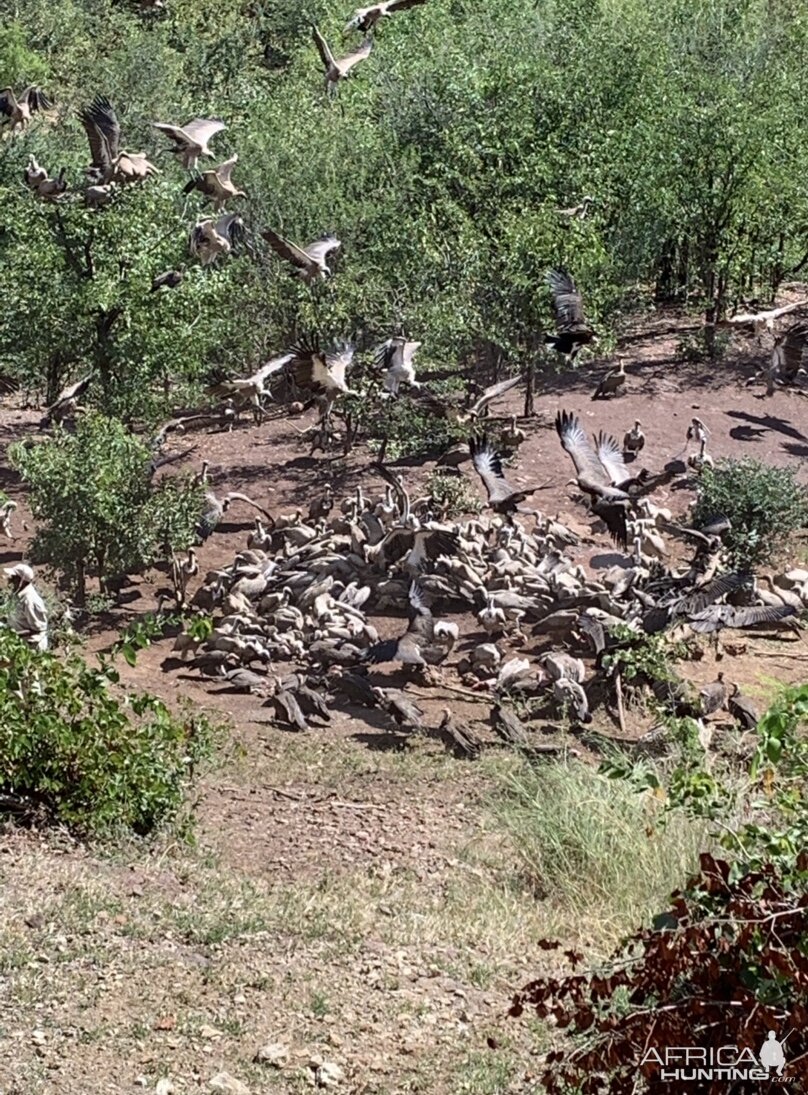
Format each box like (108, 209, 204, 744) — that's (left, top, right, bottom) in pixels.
(189, 213, 243, 265)
(288, 338, 358, 406)
(469, 435, 546, 519)
(80, 96, 159, 184)
(368, 464, 460, 569)
(183, 154, 245, 210)
(152, 117, 226, 169)
(414, 374, 523, 423)
(544, 268, 596, 361)
(375, 336, 422, 395)
(0, 86, 51, 132)
(312, 25, 373, 92)
(345, 0, 428, 33)
(262, 227, 341, 281)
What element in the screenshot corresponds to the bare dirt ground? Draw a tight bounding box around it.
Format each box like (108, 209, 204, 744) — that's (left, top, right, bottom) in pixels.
(0, 313, 807, 1094)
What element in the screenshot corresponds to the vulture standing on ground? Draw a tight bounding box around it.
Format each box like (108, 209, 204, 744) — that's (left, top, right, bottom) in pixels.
(344, 0, 428, 33)
(80, 96, 159, 184)
(152, 117, 226, 169)
(592, 359, 626, 399)
(262, 227, 341, 281)
(41, 374, 93, 427)
(728, 684, 759, 729)
(544, 268, 596, 361)
(311, 25, 373, 93)
(468, 435, 546, 519)
(0, 86, 51, 132)
(183, 154, 245, 210)
(767, 322, 808, 394)
(623, 420, 645, 455)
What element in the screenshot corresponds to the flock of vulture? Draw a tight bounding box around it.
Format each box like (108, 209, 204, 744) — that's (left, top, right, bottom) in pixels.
(159, 397, 806, 755)
(4, 0, 807, 757)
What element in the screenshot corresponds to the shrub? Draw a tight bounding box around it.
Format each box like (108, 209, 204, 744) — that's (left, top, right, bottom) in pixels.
(426, 469, 482, 518)
(692, 457, 808, 568)
(10, 413, 203, 604)
(0, 630, 219, 837)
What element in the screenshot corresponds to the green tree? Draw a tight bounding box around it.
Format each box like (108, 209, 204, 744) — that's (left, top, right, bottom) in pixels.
(10, 413, 202, 605)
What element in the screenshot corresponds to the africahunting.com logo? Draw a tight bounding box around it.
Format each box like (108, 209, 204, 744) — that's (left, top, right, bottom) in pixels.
(640, 1028, 791, 1082)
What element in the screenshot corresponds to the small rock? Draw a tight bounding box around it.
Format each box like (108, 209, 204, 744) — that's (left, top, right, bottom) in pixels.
(316, 1061, 344, 1088)
(155, 1080, 174, 1095)
(199, 1024, 220, 1040)
(209, 1073, 250, 1095)
(31, 1029, 46, 1046)
(255, 1042, 289, 1068)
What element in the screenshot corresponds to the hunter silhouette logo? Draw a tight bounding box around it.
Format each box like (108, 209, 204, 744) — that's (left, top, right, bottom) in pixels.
(640, 1028, 791, 1082)
(760, 1030, 789, 1077)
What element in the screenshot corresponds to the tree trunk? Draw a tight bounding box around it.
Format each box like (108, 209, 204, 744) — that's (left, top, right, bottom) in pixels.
(75, 559, 86, 608)
(524, 360, 535, 418)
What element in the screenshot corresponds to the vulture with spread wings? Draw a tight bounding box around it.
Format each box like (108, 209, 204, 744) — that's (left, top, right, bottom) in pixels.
(288, 338, 358, 407)
(555, 410, 631, 548)
(414, 374, 522, 423)
(345, 0, 428, 32)
(80, 96, 158, 184)
(364, 582, 456, 669)
(189, 213, 243, 265)
(183, 154, 245, 210)
(544, 268, 596, 361)
(375, 337, 422, 395)
(208, 354, 293, 417)
(468, 435, 546, 519)
(152, 117, 226, 169)
(262, 227, 341, 281)
(0, 86, 51, 132)
(312, 25, 373, 92)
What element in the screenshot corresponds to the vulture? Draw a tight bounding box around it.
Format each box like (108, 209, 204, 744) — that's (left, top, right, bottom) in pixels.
(311, 25, 373, 92)
(364, 583, 456, 670)
(287, 338, 358, 405)
(555, 410, 630, 548)
(80, 96, 158, 184)
(687, 417, 709, 443)
(151, 267, 185, 292)
(699, 673, 728, 716)
(207, 353, 293, 415)
(183, 154, 245, 210)
(468, 435, 545, 519)
(345, 0, 428, 33)
(0, 86, 51, 132)
(592, 360, 626, 400)
(368, 464, 460, 568)
(724, 299, 808, 335)
(23, 154, 47, 190)
(375, 688, 426, 732)
(262, 227, 341, 281)
(623, 420, 645, 455)
(414, 374, 522, 424)
(152, 117, 226, 169)
(189, 213, 243, 265)
(195, 490, 272, 542)
(728, 684, 759, 730)
(34, 167, 68, 202)
(555, 196, 596, 220)
(436, 708, 482, 760)
(767, 322, 808, 394)
(544, 268, 596, 361)
(375, 337, 422, 395)
(686, 603, 798, 635)
(41, 374, 93, 427)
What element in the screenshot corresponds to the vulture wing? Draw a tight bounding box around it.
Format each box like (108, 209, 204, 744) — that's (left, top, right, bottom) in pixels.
(304, 235, 341, 264)
(0, 88, 16, 119)
(20, 86, 52, 114)
(372, 462, 409, 516)
(311, 24, 336, 69)
(467, 374, 522, 417)
(339, 37, 373, 73)
(253, 353, 293, 385)
(555, 410, 613, 493)
(81, 96, 120, 171)
(773, 321, 808, 381)
(152, 121, 193, 148)
(595, 430, 628, 486)
(673, 572, 750, 619)
(262, 227, 314, 269)
(388, 0, 429, 11)
(181, 118, 226, 147)
(547, 268, 585, 331)
(469, 435, 514, 504)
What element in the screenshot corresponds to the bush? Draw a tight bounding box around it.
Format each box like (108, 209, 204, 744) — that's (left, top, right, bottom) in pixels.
(426, 469, 482, 518)
(0, 630, 219, 837)
(692, 457, 808, 568)
(10, 413, 203, 604)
